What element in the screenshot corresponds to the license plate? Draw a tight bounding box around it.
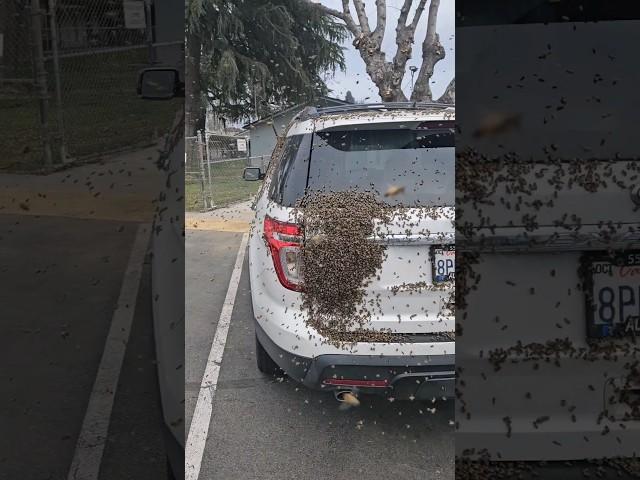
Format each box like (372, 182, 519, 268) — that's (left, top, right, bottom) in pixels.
(432, 245, 455, 283)
(585, 251, 640, 338)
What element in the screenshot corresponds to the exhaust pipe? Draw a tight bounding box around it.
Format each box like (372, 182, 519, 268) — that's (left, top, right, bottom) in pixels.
(334, 388, 361, 407)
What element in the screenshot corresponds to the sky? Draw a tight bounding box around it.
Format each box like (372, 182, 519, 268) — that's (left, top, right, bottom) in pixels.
(317, 0, 455, 102)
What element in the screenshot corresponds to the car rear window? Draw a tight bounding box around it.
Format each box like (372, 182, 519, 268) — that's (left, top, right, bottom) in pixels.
(269, 123, 454, 207)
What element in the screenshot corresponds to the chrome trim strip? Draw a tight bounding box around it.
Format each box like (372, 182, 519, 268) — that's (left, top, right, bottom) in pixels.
(368, 232, 455, 245)
(458, 230, 640, 252)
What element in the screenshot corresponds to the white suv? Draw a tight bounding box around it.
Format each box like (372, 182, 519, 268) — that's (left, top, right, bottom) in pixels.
(244, 103, 455, 400)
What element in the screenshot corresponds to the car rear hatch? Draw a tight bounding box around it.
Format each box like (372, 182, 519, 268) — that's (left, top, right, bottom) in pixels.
(456, 18, 640, 460)
(305, 116, 455, 336)
(265, 112, 455, 338)
(359, 207, 455, 334)
(457, 159, 640, 460)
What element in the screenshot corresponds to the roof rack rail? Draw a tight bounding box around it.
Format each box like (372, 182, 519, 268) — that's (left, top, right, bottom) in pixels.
(295, 105, 318, 121)
(292, 102, 454, 122)
(313, 102, 453, 116)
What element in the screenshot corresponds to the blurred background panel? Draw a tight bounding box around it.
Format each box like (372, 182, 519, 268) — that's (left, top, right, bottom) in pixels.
(456, 2, 640, 478)
(0, 1, 184, 479)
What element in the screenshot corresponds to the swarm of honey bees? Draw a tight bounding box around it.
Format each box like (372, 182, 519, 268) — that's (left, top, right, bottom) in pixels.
(291, 189, 455, 346)
(293, 190, 397, 345)
(456, 456, 640, 479)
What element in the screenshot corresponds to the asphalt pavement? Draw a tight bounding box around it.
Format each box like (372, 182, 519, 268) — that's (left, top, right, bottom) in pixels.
(0, 146, 171, 480)
(185, 224, 455, 480)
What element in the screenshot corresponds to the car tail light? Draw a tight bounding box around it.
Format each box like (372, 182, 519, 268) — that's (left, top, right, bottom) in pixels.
(263, 215, 304, 291)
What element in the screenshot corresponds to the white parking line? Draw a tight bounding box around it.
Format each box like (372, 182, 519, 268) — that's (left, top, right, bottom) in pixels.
(67, 224, 151, 480)
(185, 232, 249, 480)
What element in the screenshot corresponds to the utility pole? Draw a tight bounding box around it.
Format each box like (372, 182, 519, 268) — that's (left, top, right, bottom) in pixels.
(250, 65, 258, 119)
(254, 82, 258, 118)
(144, 0, 156, 64)
(48, 0, 68, 163)
(30, 0, 52, 166)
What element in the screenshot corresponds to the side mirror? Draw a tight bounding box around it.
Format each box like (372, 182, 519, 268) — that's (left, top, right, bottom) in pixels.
(137, 68, 184, 99)
(243, 167, 264, 181)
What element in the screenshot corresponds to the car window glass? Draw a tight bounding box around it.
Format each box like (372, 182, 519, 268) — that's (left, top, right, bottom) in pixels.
(307, 128, 454, 207)
(269, 134, 311, 205)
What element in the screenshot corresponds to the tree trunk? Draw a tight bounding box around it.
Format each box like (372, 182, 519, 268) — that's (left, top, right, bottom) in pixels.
(354, 35, 406, 102)
(437, 77, 455, 103)
(410, 0, 444, 102)
(410, 35, 444, 101)
(305, 0, 442, 104)
(366, 61, 406, 102)
(185, 30, 203, 137)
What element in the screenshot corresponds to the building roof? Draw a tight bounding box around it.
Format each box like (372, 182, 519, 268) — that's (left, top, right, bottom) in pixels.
(242, 96, 350, 129)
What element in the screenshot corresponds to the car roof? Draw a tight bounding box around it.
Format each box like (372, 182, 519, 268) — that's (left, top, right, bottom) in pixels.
(286, 103, 455, 136)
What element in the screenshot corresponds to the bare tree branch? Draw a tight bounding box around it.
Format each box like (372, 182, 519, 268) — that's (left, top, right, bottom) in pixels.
(393, 0, 427, 67)
(352, 0, 371, 34)
(371, 0, 386, 45)
(304, 0, 394, 100)
(437, 77, 455, 103)
(411, 0, 445, 101)
(304, 0, 447, 104)
(341, 0, 351, 15)
(304, 0, 359, 35)
(423, 0, 441, 51)
(340, 0, 360, 35)
(410, 0, 429, 30)
(397, 0, 413, 26)
(392, 0, 427, 93)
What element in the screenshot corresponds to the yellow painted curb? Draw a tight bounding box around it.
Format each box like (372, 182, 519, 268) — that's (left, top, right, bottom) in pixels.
(185, 218, 251, 232)
(0, 189, 155, 222)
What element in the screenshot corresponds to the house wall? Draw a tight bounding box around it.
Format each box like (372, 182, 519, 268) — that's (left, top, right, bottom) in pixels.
(246, 98, 350, 170)
(247, 108, 301, 169)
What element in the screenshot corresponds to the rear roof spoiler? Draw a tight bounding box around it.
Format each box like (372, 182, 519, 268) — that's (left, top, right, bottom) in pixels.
(294, 102, 454, 121)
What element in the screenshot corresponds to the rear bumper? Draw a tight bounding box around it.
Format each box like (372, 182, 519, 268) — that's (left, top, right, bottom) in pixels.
(255, 320, 455, 400)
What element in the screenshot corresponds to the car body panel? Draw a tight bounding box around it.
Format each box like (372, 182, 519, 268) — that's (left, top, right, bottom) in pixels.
(456, 18, 640, 461)
(248, 107, 455, 380)
(152, 135, 185, 454)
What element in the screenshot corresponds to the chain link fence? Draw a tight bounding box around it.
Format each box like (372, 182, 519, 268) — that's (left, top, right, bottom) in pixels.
(186, 131, 262, 211)
(0, 0, 181, 171)
(0, 0, 46, 169)
(185, 133, 210, 211)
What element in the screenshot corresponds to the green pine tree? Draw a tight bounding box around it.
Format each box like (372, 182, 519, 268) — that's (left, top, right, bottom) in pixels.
(186, 0, 347, 133)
